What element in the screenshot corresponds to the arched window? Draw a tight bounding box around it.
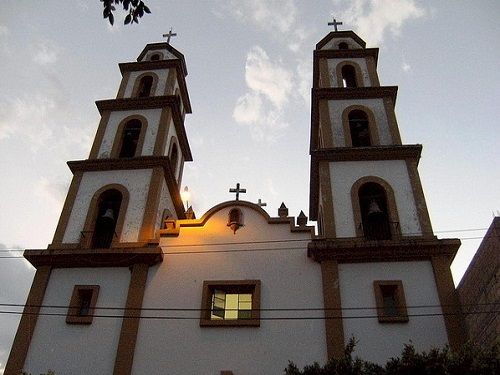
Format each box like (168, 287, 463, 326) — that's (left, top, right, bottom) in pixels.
(137, 75, 154, 97)
(341, 65, 357, 88)
(170, 142, 179, 175)
(91, 189, 123, 248)
(150, 53, 161, 61)
(348, 110, 371, 147)
(338, 42, 349, 50)
(358, 183, 391, 240)
(119, 119, 142, 157)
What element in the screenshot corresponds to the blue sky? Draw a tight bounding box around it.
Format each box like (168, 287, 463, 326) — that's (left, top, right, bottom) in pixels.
(0, 0, 499, 371)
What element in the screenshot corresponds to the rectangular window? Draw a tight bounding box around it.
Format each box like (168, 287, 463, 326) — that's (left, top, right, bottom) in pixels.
(66, 285, 100, 324)
(373, 280, 408, 323)
(200, 280, 260, 327)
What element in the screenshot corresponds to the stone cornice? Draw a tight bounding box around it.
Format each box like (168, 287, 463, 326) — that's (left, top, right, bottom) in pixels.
(313, 86, 398, 103)
(316, 31, 367, 50)
(96, 95, 180, 114)
(24, 246, 163, 268)
(311, 145, 422, 162)
(307, 237, 461, 263)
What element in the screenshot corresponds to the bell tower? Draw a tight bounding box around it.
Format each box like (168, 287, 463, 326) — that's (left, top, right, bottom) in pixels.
(51, 41, 192, 249)
(5, 40, 193, 375)
(308, 29, 466, 361)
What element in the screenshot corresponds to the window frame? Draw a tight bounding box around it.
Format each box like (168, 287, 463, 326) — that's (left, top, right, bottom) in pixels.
(200, 280, 261, 327)
(66, 285, 100, 324)
(373, 280, 408, 323)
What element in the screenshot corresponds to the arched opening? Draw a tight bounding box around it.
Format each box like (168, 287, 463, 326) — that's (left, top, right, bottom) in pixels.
(170, 142, 179, 175)
(341, 64, 357, 88)
(338, 42, 349, 50)
(358, 183, 391, 240)
(119, 119, 142, 158)
(91, 189, 123, 248)
(227, 208, 243, 234)
(348, 110, 371, 147)
(137, 75, 154, 97)
(150, 53, 161, 61)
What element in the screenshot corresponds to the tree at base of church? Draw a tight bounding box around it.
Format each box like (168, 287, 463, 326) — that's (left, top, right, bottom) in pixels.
(284, 339, 498, 375)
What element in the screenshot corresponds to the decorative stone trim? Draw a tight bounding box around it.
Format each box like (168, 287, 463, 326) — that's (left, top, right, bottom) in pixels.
(110, 114, 149, 158)
(24, 246, 163, 268)
(373, 280, 409, 323)
(66, 285, 100, 325)
(341, 105, 380, 146)
(159, 200, 315, 237)
(130, 71, 160, 98)
(307, 237, 460, 263)
(316, 31, 367, 50)
(200, 280, 261, 327)
(335, 61, 365, 88)
(313, 86, 398, 103)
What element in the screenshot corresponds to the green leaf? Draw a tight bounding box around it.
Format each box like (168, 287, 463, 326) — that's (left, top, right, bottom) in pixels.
(109, 13, 114, 25)
(144, 5, 151, 13)
(124, 14, 131, 24)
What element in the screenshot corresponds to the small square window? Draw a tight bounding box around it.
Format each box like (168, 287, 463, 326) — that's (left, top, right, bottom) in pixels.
(373, 280, 408, 323)
(66, 285, 100, 325)
(200, 280, 260, 327)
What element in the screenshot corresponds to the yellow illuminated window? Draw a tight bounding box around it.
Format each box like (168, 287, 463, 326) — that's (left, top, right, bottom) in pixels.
(200, 280, 260, 327)
(211, 290, 252, 320)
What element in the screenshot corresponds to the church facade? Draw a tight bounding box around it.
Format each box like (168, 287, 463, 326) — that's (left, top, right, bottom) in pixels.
(5, 30, 465, 375)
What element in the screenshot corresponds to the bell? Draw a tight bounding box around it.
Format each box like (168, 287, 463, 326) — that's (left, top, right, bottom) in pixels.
(101, 208, 115, 221)
(227, 221, 241, 234)
(367, 200, 383, 216)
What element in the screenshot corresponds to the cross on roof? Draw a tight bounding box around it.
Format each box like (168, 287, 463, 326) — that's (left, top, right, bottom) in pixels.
(257, 199, 267, 207)
(162, 28, 177, 44)
(328, 17, 343, 32)
(229, 183, 246, 201)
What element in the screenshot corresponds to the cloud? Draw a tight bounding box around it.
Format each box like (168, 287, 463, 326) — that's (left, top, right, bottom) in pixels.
(0, 96, 55, 146)
(402, 62, 411, 72)
(233, 92, 263, 124)
(244, 46, 293, 109)
(32, 40, 59, 65)
(220, 0, 297, 34)
(214, 0, 309, 51)
(34, 177, 67, 212)
(0, 25, 8, 37)
(332, 0, 426, 45)
(233, 46, 293, 141)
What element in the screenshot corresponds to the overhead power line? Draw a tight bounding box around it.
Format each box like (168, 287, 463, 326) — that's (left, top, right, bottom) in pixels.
(0, 309, 497, 321)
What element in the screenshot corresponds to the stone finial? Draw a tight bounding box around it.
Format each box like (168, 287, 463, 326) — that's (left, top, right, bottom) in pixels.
(185, 206, 196, 220)
(278, 202, 288, 218)
(297, 210, 308, 226)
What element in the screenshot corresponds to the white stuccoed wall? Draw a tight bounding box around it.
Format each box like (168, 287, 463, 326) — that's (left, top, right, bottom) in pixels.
(141, 49, 177, 62)
(62, 169, 151, 243)
(327, 99, 393, 146)
(329, 160, 421, 237)
(154, 180, 177, 231)
(123, 69, 170, 97)
(338, 261, 448, 364)
(320, 38, 363, 50)
(327, 58, 371, 87)
(132, 205, 326, 375)
(24, 268, 130, 375)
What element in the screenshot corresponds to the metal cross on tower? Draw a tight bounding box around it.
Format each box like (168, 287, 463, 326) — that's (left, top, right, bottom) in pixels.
(328, 17, 343, 32)
(229, 183, 246, 201)
(163, 28, 177, 44)
(257, 199, 267, 207)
